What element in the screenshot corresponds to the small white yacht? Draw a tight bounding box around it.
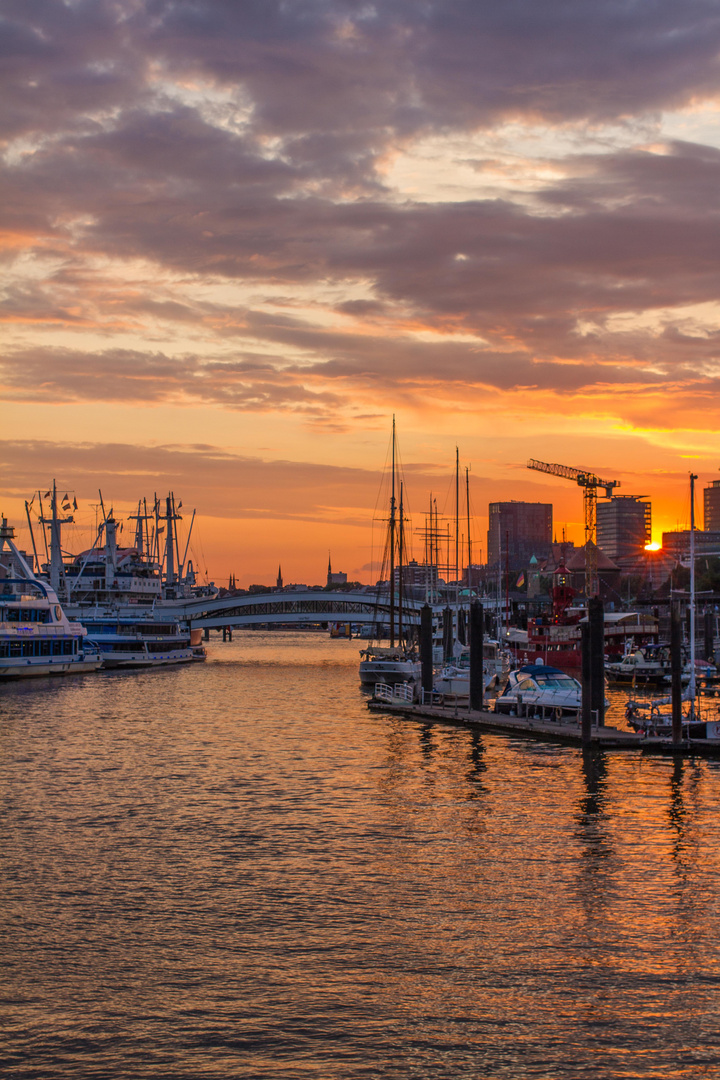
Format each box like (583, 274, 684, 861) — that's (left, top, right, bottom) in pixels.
(494, 664, 583, 720)
(0, 520, 101, 679)
(434, 640, 511, 698)
(358, 645, 421, 687)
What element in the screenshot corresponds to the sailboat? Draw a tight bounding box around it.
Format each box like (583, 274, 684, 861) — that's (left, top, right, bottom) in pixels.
(359, 420, 421, 688)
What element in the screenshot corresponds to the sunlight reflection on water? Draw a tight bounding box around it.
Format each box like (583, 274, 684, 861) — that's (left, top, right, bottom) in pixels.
(2, 632, 720, 1078)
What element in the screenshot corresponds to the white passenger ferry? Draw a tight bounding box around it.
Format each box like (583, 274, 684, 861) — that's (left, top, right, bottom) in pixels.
(0, 520, 101, 679)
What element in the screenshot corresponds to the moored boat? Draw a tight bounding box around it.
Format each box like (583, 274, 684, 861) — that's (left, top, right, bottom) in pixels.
(0, 520, 101, 679)
(494, 664, 583, 720)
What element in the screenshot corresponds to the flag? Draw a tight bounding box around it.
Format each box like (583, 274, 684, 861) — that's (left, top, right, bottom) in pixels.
(516, 571, 525, 588)
(44, 491, 50, 498)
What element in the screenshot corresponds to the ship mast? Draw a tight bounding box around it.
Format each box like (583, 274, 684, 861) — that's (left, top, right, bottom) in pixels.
(389, 416, 396, 647)
(690, 472, 697, 718)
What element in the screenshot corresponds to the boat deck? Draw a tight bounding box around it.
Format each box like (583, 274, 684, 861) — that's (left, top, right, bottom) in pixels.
(367, 698, 720, 756)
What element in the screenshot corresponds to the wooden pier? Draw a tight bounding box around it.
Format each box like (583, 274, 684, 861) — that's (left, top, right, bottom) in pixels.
(367, 697, 720, 757)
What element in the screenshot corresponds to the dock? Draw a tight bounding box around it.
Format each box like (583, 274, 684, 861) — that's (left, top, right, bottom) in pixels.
(367, 697, 720, 756)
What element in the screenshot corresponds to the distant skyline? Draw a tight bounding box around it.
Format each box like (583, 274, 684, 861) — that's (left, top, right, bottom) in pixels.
(3, 1, 720, 584)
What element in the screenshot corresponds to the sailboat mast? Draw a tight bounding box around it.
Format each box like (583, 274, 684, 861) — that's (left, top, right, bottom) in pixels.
(690, 472, 697, 715)
(455, 446, 459, 595)
(398, 481, 404, 647)
(389, 416, 396, 647)
(465, 466, 472, 589)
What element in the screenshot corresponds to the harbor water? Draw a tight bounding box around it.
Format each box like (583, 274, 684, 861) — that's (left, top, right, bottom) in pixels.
(2, 632, 720, 1079)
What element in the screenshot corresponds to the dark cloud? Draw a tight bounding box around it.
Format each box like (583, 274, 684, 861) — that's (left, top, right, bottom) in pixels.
(2, 2, 720, 411)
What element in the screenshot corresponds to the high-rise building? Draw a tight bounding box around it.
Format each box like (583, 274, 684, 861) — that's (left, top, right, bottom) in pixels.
(487, 502, 552, 570)
(596, 496, 651, 561)
(704, 480, 720, 531)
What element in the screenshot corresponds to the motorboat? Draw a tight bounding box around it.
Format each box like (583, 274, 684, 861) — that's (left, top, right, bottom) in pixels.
(358, 645, 420, 686)
(434, 639, 511, 698)
(606, 643, 717, 685)
(494, 664, 583, 720)
(81, 612, 200, 668)
(625, 695, 720, 739)
(0, 519, 101, 679)
(606, 643, 672, 684)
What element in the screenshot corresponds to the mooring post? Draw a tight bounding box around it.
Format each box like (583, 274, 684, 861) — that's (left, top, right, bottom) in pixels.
(469, 601, 484, 713)
(671, 601, 683, 744)
(704, 609, 715, 663)
(420, 604, 434, 700)
(442, 606, 453, 661)
(589, 597, 605, 728)
(222, 627, 227, 642)
(204, 626, 209, 641)
(581, 622, 592, 743)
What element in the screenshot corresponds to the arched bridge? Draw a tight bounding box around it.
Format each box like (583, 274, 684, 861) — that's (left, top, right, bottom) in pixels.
(170, 589, 452, 630)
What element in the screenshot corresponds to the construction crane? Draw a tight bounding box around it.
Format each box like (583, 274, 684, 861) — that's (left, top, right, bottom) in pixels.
(527, 459, 620, 597)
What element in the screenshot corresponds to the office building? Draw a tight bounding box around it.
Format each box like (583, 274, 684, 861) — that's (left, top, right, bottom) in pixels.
(487, 502, 552, 571)
(704, 480, 720, 531)
(596, 496, 651, 561)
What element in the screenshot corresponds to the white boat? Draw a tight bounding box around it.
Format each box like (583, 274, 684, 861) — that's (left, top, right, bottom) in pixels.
(494, 664, 583, 720)
(80, 612, 199, 668)
(434, 640, 511, 698)
(358, 645, 421, 686)
(0, 520, 101, 679)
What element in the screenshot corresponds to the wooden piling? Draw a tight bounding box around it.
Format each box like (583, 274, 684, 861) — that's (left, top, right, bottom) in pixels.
(671, 601, 683, 744)
(420, 604, 433, 696)
(469, 601, 484, 712)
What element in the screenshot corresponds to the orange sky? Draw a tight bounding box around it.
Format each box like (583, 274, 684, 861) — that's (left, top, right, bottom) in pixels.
(3, 2, 720, 584)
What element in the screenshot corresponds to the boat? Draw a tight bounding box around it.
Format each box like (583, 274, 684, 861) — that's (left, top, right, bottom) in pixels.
(25, 482, 217, 610)
(0, 519, 101, 679)
(625, 695, 720, 739)
(358, 644, 421, 686)
(433, 639, 511, 698)
(80, 612, 199, 669)
(23, 485, 207, 670)
(606, 643, 716, 685)
(359, 419, 420, 688)
(494, 664, 583, 720)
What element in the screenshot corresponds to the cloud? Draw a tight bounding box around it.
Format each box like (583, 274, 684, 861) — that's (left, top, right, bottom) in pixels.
(2, 2, 720, 431)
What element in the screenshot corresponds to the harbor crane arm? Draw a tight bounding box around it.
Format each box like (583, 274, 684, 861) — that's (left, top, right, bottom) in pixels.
(526, 458, 620, 597)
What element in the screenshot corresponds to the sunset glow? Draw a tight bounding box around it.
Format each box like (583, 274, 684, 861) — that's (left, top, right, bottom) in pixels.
(3, 2, 720, 584)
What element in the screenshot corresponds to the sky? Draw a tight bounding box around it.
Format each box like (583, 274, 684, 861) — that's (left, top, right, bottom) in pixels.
(3, 0, 720, 585)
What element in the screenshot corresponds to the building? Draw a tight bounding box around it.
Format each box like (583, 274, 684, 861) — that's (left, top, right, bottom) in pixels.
(704, 480, 720, 531)
(487, 502, 552, 571)
(566, 542, 622, 601)
(596, 495, 651, 562)
(662, 530, 720, 562)
(326, 555, 347, 587)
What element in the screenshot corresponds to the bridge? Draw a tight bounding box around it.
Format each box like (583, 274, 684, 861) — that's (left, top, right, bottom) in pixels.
(170, 589, 461, 631)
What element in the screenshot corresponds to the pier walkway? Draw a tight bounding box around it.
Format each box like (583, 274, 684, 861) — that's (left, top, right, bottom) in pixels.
(367, 698, 720, 756)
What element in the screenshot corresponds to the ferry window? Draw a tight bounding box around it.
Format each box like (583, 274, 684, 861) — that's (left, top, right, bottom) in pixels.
(7, 609, 19, 621)
(41, 641, 51, 656)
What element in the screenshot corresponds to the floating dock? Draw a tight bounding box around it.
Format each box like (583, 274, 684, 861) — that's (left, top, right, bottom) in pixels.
(367, 698, 720, 757)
